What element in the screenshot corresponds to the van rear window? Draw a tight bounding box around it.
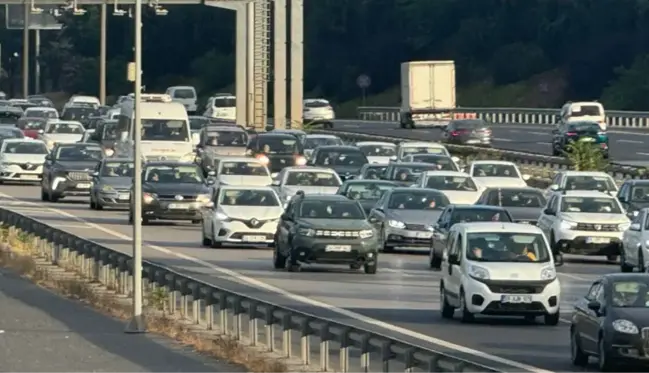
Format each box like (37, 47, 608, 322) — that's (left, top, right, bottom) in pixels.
(173, 89, 196, 99)
(571, 105, 601, 117)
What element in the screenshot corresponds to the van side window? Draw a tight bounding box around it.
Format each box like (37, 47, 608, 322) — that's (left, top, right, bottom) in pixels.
(454, 234, 463, 262)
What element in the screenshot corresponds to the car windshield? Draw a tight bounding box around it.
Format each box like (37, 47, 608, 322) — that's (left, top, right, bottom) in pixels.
(213, 97, 235, 107)
(101, 161, 134, 177)
(3, 142, 47, 154)
(298, 200, 365, 219)
(425, 175, 478, 191)
(560, 196, 622, 213)
(56, 146, 103, 161)
(285, 171, 340, 187)
(387, 190, 450, 210)
(219, 189, 280, 206)
(220, 161, 269, 176)
(570, 104, 602, 117)
(391, 165, 441, 182)
(450, 208, 513, 225)
(19, 119, 46, 130)
(565, 175, 616, 192)
(568, 122, 601, 133)
(304, 137, 343, 149)
(401, 146, 448, 157)
(206, 130, 248, 146)
(410, 155, 458, 171)
(189, 117, 210, 131)
(47, 123, 83, 134)
(315, 150, 367, 166)
(362, 165, 388, 179)
(630, 185, 649, 202)
(140, 119, 190, 141)
(466, 232, 550, 262)
(358, 144, 396, 157)
(144, 165, 204, 184)
(62, 107, 96, 120)
(486, 189, 546, 207)
(256, 136, 299, 154)
(0, 128, 24, 139)
(472, 163, 519, 178)
(343, 182, 396, 201)
(173, 89, 195, 99)
(102, 124, 119, 140)
(611, 280, 649, 308)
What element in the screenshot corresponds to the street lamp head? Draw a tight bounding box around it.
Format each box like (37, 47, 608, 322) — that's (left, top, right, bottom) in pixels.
(12, 52, 19, 58)
(154, 7, 168, 16)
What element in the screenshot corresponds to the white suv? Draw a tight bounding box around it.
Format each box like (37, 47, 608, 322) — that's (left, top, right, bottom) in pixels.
(439, 222, 560, 325)
(537, 191, 630, 261)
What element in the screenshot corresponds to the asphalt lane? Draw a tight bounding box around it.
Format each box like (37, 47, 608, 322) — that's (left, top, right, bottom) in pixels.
(333, 120, 649, 164)
(0, 185, 619, 372)
(0, 265, 237, 372)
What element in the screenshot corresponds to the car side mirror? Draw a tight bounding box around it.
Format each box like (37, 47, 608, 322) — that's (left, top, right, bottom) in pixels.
(587, 300, 602, 312)
(618, 196, 627, 203)
(281, 213, 291, 221)
(448, 254, 459, 264)
(206, 179, 215, 185)
(120, 131, 128, 141)
(630, 223, 641, 231)
(543, 208, 555, 215)
(44, 154, 51, 161)
(37, 129, 44, 134)
(550, 184, 559, 191)
(368, 216, 379, 223)
(522, 174, 531, 181)
(90, 171, 99, 178)
(271, 180, 280, 186)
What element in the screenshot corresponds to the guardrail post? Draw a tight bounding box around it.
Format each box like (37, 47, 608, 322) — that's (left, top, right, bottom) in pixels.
(188, 283, 200, 324)
(218, 293, 228, 335)
(265, 306, 275, 351)
(164, 273, 176, 315)
(360, 334, 370, 372)
(381, 341, 392, 373)
(299, 317, 311, 366)
(319, 323, 330, 371)
(404, 348, 415, 373)
(339, 327, 350, 373)
(281, 313, 292, 357)
(204, 290, 215, 330)
(248, 301, 258, 346)
(232, 297, 242, 340)
(427, 355, 440, 372)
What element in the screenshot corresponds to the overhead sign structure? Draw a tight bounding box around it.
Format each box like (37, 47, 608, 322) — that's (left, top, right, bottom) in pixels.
(5, 4, 62, 29)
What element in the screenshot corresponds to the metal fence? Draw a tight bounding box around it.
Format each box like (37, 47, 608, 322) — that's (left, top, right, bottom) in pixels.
(356, 106, 649, 128)
(0, 207, 500, 373)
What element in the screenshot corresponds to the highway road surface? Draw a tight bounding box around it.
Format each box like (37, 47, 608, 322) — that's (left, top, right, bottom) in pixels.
(0, 264, 240, 372)
(332, 120, 649, 164)
(0, 185, 619, 372)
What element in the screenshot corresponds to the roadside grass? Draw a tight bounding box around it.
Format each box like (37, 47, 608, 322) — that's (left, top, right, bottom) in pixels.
(0, 226, 289, 373)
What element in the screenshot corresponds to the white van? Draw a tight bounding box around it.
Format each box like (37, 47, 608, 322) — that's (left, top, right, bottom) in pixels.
(67, 95, 101, 107)
(560, 101, 606, 130)
(203, 94, 236, 121)
(165, 86, 198, 114)
(115, 94, 194, 162)
(439, 222, 561, 325)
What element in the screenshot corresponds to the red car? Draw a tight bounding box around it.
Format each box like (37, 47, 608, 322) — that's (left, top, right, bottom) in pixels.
(16, 117, 47, 139)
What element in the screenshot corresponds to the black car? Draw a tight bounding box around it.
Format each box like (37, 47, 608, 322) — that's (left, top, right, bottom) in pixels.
(570, 274, 649, 371)
(40, 143, 105, 202)
(442, 119, 492, 146)
(246, 133, 306, 175)
(89, 119, 119, 152)
(131, 161, 215, 225)
(61, 104, 98, 121)
(475, 187, 547, 224)
(617, 180, 649, 219)
(336, 179, 399, 214)
(0, 106, 23, 126)
(189, 116, 211, 132)
(83, 115, 105, 131)
(382, 161, 442, 186)
(552, 121, 609, 158)
(429, 205, 514, 269)
(358, 164, 388, 180)
(307, 145, 368, 181)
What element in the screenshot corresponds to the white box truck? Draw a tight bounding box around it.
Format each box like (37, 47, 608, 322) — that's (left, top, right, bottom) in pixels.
(399, 60, 458, 129)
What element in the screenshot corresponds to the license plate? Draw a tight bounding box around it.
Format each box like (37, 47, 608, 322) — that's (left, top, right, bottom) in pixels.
(416, 232, 432, 238)
(587, 237, 610, 244)
(21, 174, 39, 179)
(325, 245, 351, 252)
(501, 295, 533, 304)
(168, 203, 190, 209)
(118, 193, 129, 200)
(76, 183, 91, 189)
(579, 137, 595, 142)
(243, 235, 267, 242)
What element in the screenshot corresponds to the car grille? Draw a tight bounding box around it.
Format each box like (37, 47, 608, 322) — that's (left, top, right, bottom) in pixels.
(314, 230, 360, 238)
(406, 223, 427, 230)
(157, 194, 198, 201)
(67, 171, 92, 181)
(486, 284, 546, 294)
(575, 223, 618, 232)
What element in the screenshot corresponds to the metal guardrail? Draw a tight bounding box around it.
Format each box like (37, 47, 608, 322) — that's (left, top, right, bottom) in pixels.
(356, 106, 649, 128)
(311, 130, 648, 181)
(0, 207, 500, 373)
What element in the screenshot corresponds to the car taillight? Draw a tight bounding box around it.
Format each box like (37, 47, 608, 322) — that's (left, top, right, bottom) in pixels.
(295, 155, 307, 166)
(450, 130, 468, 136)
(566, 132, 577, 136)
(256, 154, 270, 165)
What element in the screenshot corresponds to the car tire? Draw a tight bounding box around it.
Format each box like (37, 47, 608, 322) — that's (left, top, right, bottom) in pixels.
(639, 249, 645, 273)
(570, 328, 589, 367)
(128, 211, 133, 225)
(380, 226, 393, 253)
(598, 337, 614, 371)
(349, 263, 361, 270)
(429, 251, 442, 270)
(96, 201, 103, 210)
(544, 311, 560, 326)
(272, 246, 286, 269)
(49, 192, 60, 203)
(191, 220, 201, 224)
(606, 254, 618, 263)
(459, 290, 474, 323)
(41, 188, 49, 202)
(620, 247, 633, 272)
(550, 232, 564, 266)
(363, 261, 377, 274)
(440, 286, 455, 319)
(201, 224, 212, 247)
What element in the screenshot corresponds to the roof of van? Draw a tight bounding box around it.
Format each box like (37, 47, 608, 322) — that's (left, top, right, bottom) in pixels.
(120, 101, 188, 119)
(452, 222, 543, 234)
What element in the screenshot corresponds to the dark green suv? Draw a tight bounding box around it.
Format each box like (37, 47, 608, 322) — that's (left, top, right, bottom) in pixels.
(552, 121, 609, 158)
(273, 192, 379, 274)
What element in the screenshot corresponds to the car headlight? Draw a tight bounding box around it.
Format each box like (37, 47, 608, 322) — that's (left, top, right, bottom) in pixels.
(426, 225, 436, 232)
(619, 222, 631, 231)
(612, 319, 639, 334)
(104, 148, 115, 157)
(388, 220, 406, 229)
(559, 219, 577, 230)
(468, 265, 490, 280)
(631, 210, 640, 217)
(180, 152, 196, 162)
(298, 227, 315, 237)
(46, 140, 54, 148)
(196, 194, 211, 203)
(359, 229, 374, 239)
(540, 266, 556, 280)
(295, 156, 307, 166)
(215, 212, 231, 221)
(142, 192, 157, 204)
(101, 185, 114, 192)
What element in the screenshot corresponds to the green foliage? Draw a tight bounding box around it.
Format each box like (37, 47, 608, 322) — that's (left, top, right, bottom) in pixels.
(564, 142, 608, 172)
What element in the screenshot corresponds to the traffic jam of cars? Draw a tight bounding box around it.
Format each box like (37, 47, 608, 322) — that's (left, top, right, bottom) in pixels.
(1, 93, 648, 371)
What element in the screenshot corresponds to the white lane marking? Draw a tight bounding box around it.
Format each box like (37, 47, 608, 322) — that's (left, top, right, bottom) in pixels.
(536, 142, 551, 145)
(492, 137, 512, 142)
(558, 272, 588, 281)
(529, 132, 546, 136)
(636, 152, 649, 157)
(618, 139, 643, 144)
(0, 193, 554, 373)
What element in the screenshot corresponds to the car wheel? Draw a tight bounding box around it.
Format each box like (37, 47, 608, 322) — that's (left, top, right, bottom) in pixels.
(49, 192, 60, 203)
(201, 223, 212, 247)
(606, 254, 618, 263)
(191, 219, 201, 224)
(620, 246, 633, 272)
(41, 188, 49, 202)
(363, 261, 377, 274)
(210, 224, 222, 248)
(272, 241, 286, 269)
(128, 211, 133, 224)
(598, 336, 614, 371)
(95, 201, 103, 210)
(459, 290, 474, 323)
(440, 286, 455, 319)
(381, 226, 393, 253)
(639, 249, 645, 273)
(544, 311, 560, 326)
(570, 328, 589, 367)
(349, 263, 361, 270)
(429, 251, 442, 270)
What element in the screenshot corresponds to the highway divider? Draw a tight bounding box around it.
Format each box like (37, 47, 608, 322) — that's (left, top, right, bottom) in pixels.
(356, 106, 649, 128)
(0, 207, 500, 373)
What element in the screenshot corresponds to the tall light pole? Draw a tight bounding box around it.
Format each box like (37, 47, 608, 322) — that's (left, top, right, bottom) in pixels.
(99, 3, 107, 105)
(125, 0, 145, 334)
(22, 2, 29, 98)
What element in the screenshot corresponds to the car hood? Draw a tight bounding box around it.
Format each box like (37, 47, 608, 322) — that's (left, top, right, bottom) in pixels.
(299, 218, 371, 230)
(503, 206, 543, 222)
(204, 146, 247, 157)
(218, 174, 272, 186)
(481, 262, 552, 281)
(560, 212, 629, 224)
(330, 165, 364, 176)
(440, 190, 481, 204)
(627, 201, 649, 212)
(220, 205, 283, 220)
(143, 182, 211, 195)
(55, 160, 101, 170)
(281, 185, 339, 197)
(0, 153, 47, 164)
(98, 176, 132, 189)
(474, 177, 528, 188)
(386, 209, 442, 224)
(42, 133, 83, 143)
(366, 156, 392, 165)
